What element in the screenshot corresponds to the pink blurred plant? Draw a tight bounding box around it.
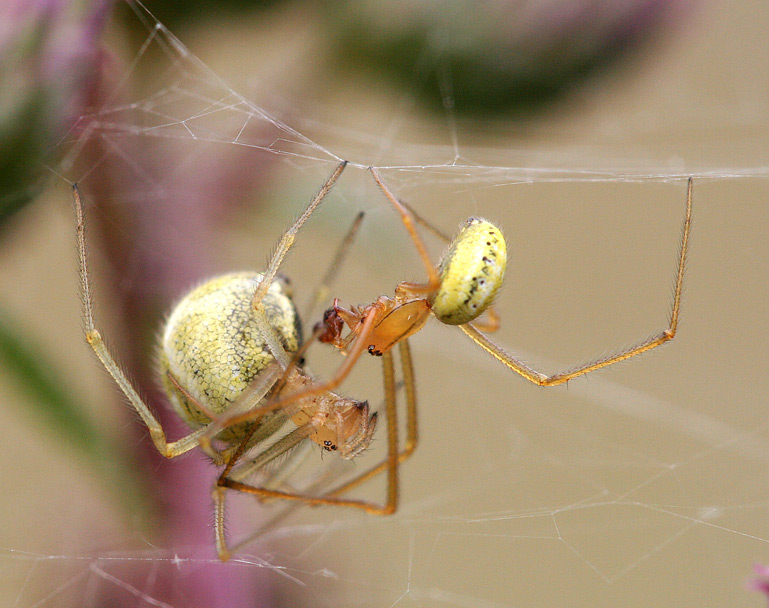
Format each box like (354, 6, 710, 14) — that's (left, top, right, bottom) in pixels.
(0, 0, 112, 220)
(749, 564, 769, 604)
(3, 1, 279, 605)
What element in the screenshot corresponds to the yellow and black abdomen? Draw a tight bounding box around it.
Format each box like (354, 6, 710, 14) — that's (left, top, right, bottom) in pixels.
(431, 218, 507, 325)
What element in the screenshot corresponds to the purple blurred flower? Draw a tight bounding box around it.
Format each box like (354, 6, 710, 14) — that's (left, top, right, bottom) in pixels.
(2, 2, 278, 604)
(0, 0, 112, 221)
(749, 563, 769, 603)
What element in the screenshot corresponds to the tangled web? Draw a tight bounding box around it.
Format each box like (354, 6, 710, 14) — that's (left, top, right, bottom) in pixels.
(5, 1, 769, 606)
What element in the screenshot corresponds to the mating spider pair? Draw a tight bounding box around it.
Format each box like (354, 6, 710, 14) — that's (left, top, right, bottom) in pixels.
(73, 162, 692, 560)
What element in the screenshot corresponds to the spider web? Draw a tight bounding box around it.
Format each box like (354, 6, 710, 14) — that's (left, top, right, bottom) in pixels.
(3, 1, 769, 606)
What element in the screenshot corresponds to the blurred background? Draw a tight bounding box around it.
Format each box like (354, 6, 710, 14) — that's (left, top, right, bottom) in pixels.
(1, 1, 769, 606)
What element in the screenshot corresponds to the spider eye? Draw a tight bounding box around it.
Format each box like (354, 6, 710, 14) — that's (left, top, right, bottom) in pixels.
(323, 440, 337, 451)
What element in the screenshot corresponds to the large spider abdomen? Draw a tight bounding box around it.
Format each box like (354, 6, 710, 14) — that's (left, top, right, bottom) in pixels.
(432, 218, 507, 325)
(158, 272, 301, 432)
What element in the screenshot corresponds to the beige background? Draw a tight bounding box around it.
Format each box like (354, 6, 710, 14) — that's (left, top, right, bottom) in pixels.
(2, 1, 769, 606)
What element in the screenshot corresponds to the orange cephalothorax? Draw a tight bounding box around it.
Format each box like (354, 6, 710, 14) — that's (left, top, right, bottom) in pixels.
(317, 294, 431, 357)
(291, 398, 376, 459)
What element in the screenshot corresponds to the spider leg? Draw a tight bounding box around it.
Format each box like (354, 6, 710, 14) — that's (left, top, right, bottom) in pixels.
(198, 322, 325, 454)
(167, 359, 287, 461)
(459, 177, 693, 387)
(207, 334, 318, 463)
(303, 210, 365, 319)
(228, 425, 313, 486)
(215, 420, 391, 562)
(211, 310, 404, 552)
(467, 306, 501, 333)
(215, 346, 403, 560)
(212, 307, 381, 432)
(74, 184, 229, 460)
(221, 340, 417, 515)
(326, 339, 418, 500)
(369, 167, 441, 292)
(251, 160, 348, 371)
(213, 422, 314, 560)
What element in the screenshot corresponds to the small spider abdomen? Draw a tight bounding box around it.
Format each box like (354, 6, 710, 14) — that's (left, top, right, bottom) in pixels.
(431, 218, 506, 325)
(159, 272, 301, 436)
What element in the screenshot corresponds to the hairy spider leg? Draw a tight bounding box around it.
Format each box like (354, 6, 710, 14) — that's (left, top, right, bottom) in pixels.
(250, 160, 347, 372)
(74, 184, 219, 460)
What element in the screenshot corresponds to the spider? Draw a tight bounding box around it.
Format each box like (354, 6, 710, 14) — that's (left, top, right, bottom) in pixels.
(74, 162, 405, 561)
(211, 166, 692, 502)
(311, 168, 693, 385)
(74, 162, 692, 561)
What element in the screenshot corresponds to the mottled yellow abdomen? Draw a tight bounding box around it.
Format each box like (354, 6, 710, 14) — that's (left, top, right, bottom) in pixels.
(431, 218, 507, 325)
(158, 272, 301, 435)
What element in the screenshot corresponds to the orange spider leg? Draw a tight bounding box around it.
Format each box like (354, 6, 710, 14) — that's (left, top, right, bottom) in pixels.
(211, 304, 382, 433)
(326, 340, 418, 500)
(369, 166, 441, 294)
(467, 305, 501, 333)
(459, 177, 693, 386)
(386, 185, 502, 333)
(215, 323, 403, 517)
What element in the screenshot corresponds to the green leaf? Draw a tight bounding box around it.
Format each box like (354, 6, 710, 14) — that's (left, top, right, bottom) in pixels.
(0, 307, 150, 516)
